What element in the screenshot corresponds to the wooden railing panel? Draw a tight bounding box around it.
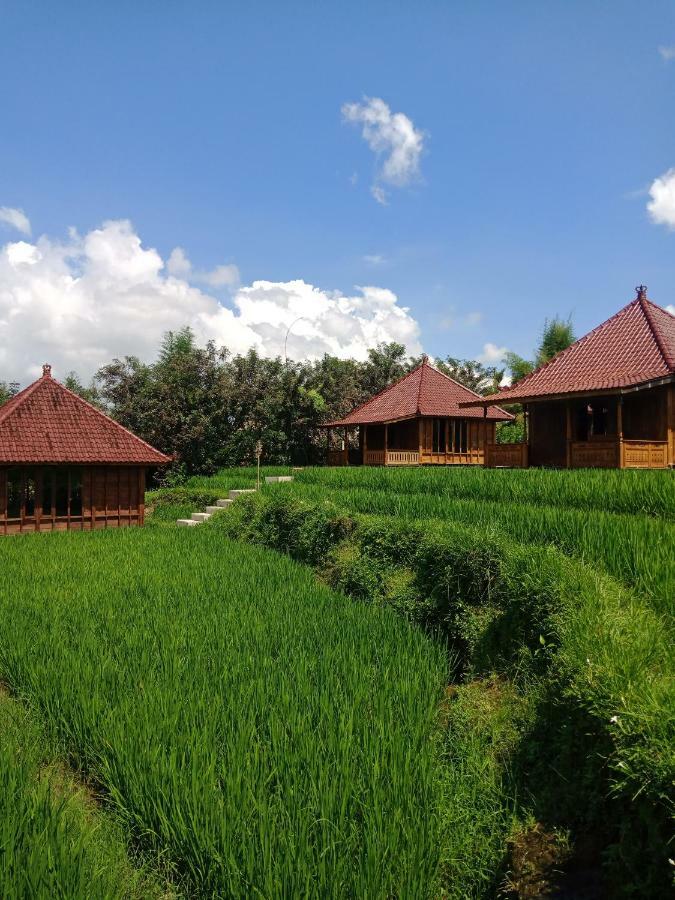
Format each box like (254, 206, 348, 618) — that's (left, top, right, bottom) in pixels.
(622, 440, 668, 469)
(327, 449, 348, 467)
(570, 441, 618, 468)
(385, 450, 419, 466)
(364, 450, 385, 466)
(485, 443, 528, 468)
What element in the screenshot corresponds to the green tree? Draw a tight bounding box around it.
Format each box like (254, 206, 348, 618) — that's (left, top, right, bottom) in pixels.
(63, 372, 104, 408)
(506, 315, 575, 385)
(536, 315, 575, 366)
(434, 357, 504, 395)
(0, 381, 19, 406)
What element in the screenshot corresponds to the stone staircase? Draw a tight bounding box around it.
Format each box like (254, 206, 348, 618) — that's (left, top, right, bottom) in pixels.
(176, 477, 293, 527)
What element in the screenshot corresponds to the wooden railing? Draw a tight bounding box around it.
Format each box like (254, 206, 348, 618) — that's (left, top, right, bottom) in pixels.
(385, 450, 419, 466)
(621, 440, 668, 469)
(485, 443, 528, 468)
(326, 448, 348, 467)
(364, 449, 386, 466)
(570, 441, 618, 468)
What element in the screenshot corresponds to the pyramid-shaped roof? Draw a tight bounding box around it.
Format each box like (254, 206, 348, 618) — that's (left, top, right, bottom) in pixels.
(0, 366, 171, 465)
(462, 290, 675, 407)
(325, 358, 513, 426)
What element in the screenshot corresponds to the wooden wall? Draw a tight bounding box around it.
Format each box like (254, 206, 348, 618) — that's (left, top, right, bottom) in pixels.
(529, 401, 567, 467)
(0, 466, 146, 535)
(419, 417, 496, 465)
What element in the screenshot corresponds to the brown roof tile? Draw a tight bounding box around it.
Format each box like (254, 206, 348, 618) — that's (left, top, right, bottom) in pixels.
(462, 293, 675, 406)
(325, 358, 513, 426)
(0, 367, 171, 465)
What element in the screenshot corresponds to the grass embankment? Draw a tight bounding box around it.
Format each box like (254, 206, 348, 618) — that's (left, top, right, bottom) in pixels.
(0, 690, 165, 900)
(198, 468, 674, 897)
(0, 528, 446, 897)
(291, 467, 675, 613)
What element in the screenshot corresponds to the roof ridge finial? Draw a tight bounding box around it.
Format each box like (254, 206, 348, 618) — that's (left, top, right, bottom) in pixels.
(635, 284, 648, 301)
(421, 353, 429, 365)
(42, 363, 52, 378)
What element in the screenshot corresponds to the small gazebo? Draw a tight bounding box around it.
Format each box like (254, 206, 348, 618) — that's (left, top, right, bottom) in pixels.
(322, 356, 513, 466)
(0, 364, 171, 534)
(460, 287, 675, 469)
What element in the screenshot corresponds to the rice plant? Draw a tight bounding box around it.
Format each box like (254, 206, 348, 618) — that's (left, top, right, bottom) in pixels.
(0, 528, 447, 898)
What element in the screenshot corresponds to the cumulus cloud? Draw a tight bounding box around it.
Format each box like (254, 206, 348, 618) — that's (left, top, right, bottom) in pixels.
(658, 45, 675, 61)
(0, 218, 421, 383)
(478, 342, 508, 365)
(0, 206, 31, 236)
(342, 96, 425, 203)
(166, 245, 239, 287)
(647, 168, 675, 227)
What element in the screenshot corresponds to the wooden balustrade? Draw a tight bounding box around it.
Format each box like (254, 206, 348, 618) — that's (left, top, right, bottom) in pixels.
(485, 443, 528, 468)
(364, 449, 386, 466)
(621, 440, 668, 469)
(384, 450, 420, 466)
(326, 449, 348, 467)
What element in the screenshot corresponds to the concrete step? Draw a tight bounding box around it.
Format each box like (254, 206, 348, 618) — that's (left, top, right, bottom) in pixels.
(177, 518, 200, 527)
(216, 498, 233, 507)
(228, 489, 257, 500)
(191, 512, 212, 522)
(265, 476, 294, 484)
(205, 506, 223, 514)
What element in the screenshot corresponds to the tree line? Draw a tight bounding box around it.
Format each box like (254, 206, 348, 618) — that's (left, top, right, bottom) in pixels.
(0, 317, 574, 479)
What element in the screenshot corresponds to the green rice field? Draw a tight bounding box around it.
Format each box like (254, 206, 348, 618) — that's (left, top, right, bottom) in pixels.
(1, 464, 672, 897)
(0, 526, 446, 898)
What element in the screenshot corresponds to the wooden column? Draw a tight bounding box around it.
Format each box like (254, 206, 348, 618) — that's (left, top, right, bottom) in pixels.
(344, 427, 349, 466)
(668, 383, 675, 467)
(384, 423, 389, 466)
(617, 395, 624, 469)
(363, 425, 368, 465)
(418, 418, 424, 461)
(565, 401, 572, 469)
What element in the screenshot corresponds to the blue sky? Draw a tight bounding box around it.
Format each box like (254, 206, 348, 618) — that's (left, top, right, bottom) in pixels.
(1, 1, 675, 381)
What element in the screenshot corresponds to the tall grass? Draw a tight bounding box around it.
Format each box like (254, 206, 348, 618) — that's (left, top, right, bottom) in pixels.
(287, 475, 674, 614)
(0, 528, 447, 897)
(297, 465, 675, 520)
(0, 692, 162, 900)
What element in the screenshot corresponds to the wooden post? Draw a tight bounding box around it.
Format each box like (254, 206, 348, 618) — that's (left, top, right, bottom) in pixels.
(363, 425, 368, 465)
(418, 418, 424, 462)
(668, 383, 675, 468)
(617, 395, 623, 469)
(344, 427, 349, 466)
(566, 400, 572, 469)
(384, 423, 388, 466)
(326, 427, 331, 465)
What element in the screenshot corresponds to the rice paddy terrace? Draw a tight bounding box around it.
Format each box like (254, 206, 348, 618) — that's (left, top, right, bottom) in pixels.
(0, 465, 672, 897)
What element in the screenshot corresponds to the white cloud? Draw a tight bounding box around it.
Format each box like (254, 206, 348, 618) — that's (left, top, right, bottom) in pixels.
(342, 96, 425, 202)
(478, 342, 508, 365)
(166, 246, 239, 287)
(0, 218, 421, 383)
(371, 185, 389, 206)
(666, 304, 675, 315)
(658, 45, 675, 61)
(363, 253, 386, 266)
(647, 168, 675, 227)
(0, 206, 31, 236)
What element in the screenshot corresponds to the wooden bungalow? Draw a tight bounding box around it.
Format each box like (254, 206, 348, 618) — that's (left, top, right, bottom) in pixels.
(322, 356, 513, 466)
(460, 287, 675, 469)
(0, 364, 171, 533)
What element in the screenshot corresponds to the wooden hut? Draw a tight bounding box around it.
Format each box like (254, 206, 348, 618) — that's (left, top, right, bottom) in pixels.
(460, 288, 675, 469)
(322, 356, 513, 466)
(0, 364, 171, 533)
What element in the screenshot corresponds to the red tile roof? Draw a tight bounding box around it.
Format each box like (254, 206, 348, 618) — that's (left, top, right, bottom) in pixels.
(324, 358, 513, 426)
(0, 366, 171, 465)
(461, 292, 675, 407)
